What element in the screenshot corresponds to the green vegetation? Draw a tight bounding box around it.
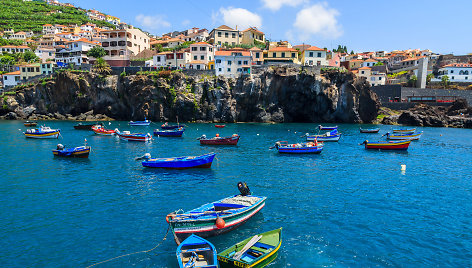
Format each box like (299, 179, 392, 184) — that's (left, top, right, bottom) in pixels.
(408, 75, 417, 87)
(86, 46, 106, 59)
(3, 91, 16, 95)
(222, 42, 266, 50)
(2, 104, 8, 110)
(155, 41, 196, 52)
(441, 75, 450, 88)
(0, 0, 115, 32)
(388, 71, 408, 78)
(0, 38, 24, 46)
(120, 70, 127, 78)
(374, 62, 384, 66)
(169, 86, 176, 103)
(92, 58, 111, 75)
(426, 73, 434, 84)
(332, 45, 348, 54)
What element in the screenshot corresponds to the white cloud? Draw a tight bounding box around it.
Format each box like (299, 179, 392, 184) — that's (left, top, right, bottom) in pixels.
(182, 19, 191, 26)
(292, 2, 342, 40)
(261, 0, 307, 11)
(218, 7, 262, 30)
(135, 14, 171, 31)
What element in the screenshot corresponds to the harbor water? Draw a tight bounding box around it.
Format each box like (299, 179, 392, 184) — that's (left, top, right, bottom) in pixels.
(1, 121, 472, 267)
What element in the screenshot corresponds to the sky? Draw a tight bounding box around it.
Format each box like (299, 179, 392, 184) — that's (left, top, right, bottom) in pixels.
(69, 0, 472, 55)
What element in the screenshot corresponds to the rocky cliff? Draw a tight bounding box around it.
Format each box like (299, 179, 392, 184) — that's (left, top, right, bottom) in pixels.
(1, 66, 380, 123)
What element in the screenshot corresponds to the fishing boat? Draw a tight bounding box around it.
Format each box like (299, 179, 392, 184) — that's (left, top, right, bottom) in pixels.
(217, 228, 282, 268)
(386, 132, 423, 141)
(199, 134, 240, 145)
(274, 141, 323, 154)
(359, 127, 380, 133)
(24, 121, 37, 127)
(392, 128, 416, 134)
(141, 152, 215, 169)
(161, 122, 185, 130)
(215, 124, 226, 128)
(92, 125, 115, 136)
(24, 126, 60, 139)
(166, 182, 266, 244)
(306, 130, 341, 142)
(129, 118, 151, 126)
(360, 140, 411, 150)
(318, 125, 338, 131)
(154, 127, 185, 137)
(52, 144, 91, 158)
(176, 235, 218, 268)
(74, 122, 102, 130)
(115, 129, 152, 141)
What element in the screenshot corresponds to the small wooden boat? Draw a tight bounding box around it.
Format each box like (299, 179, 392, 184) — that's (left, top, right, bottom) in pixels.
(24, 126, 60, 139)
(142, 152, 215, 169)
(274, 141, 323, 154)
(306, 130, 341, 142)
(318, 125, 338, 131)
(115, 129, 152, 141)
(129, 119, 151, 126)
(24, 121, 37, 127)
(361, 140, 411, 150)
(154, 127, 185, 137)
(215, 124, 226, 128)
(176, 235, 218, 268)
(92, 125, 115, 136)
(166, 183, 266, 244)
(360, 127, 380, 133)
(199, 134, 240, 145)
(52, 144, 90, 158)
(386, 132, 423, 140)
(217, 228, 282, 268)
(161, 122, 185, 130)
(392, 128, 416, 134)
(74, 122, 102, 130)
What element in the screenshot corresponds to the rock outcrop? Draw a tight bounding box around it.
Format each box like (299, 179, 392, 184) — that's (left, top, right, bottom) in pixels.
(1, 67, 380, 123)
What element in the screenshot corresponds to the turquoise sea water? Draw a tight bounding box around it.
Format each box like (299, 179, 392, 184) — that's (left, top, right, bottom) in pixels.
(1, 121, 472, 267)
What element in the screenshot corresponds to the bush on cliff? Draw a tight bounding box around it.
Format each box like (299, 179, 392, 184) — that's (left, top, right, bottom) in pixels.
(92, 58, 111, 75)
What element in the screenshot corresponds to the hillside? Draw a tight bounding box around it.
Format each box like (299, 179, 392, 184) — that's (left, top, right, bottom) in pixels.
(0, 0, 114, 33)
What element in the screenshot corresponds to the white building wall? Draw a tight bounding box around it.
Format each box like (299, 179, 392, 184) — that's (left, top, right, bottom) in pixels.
(304, 50, 328, 66)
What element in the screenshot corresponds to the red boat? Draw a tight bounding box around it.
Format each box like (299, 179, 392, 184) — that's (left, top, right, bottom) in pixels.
(199, 134, 240, 145)
(361, 140, 411, 150)
(215, 124, 226, 128)
(92, 125, 115, 136)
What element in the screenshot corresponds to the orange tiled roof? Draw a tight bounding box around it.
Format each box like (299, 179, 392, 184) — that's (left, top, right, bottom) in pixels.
(359, 67, 371, 70)
(215, 25, 234, 31)
(443, 63, 472, 68)
(215, 51, 250, 56)
(191, 42, 211, 46)
(43, 24, 53, 27)
(364, 59, 377, 62)
(243, 27, 264, 35)
(269, 46, 297, 52)
(305, 46, 324, 51)
(4, 71, 20, 75)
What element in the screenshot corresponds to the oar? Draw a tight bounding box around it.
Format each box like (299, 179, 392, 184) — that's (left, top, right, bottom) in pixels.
(268, 145, 276, 150)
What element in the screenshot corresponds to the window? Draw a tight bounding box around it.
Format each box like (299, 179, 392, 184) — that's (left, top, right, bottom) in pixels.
(209, 56, 212, 61)
(218, 68, 222, 72)
(200, 55, 204, 60)
(22, 68, 26, 72)
(228, 60, 232, 65)
(237, 68, 242, 72)
(192, 47, 197, 51)
(227, 68, 231, 72)
(309, 52, 313, 57)
(216, 59, 221, 63)
(4, 76, 6, 80)
(75, 44, 78, 47)
(200, 47, 206, 51)
(225, 33, 228, 38)
(450, 70, 454, 74)
(232, 42, 235, 46)
(281, 52, 285, 57)
(361, 71, 365, 74)
(194, 56, 197, 60)
(272, 52, 276, 57)
(196, 65, 201, 70)
(157, 57, 160, 62)
(371, 77, 375, 81)
(292, 53, 296, 58)
(255, 52, 260, 58)
(238, 61, 242, 65)
(379, 77, 382, 80)
(317, 52, 321, 57)
(452, 76, 454, 80)
(243, 61, 248, 65)
(36, 67, 39, 72)
(232, 33, 235, 38)
(218, 41, 221, 45)
(218, 32, 222, 37)
(466, 77, 468, 80)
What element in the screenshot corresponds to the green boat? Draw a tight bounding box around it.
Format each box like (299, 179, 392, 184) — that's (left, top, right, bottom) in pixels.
(217, 228, 282, 268)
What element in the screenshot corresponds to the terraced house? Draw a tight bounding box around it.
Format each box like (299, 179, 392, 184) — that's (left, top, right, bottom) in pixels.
(209, 25, 240, 46)
(215, 50, 252, 78)
(265, 46, 299, 64)
(241, 27, 265, 46)
(99, 26, 150, 66)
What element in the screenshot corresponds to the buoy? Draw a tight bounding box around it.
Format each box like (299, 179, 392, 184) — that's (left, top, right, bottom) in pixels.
(257, 134, 259, 136)
(216, 217, 225, 229)
(216, 133, 220, 137)
(401, 164, 406, 171)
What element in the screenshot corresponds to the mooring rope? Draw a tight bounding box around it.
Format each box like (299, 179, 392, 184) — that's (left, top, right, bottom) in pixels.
(85, 225, 170, 268)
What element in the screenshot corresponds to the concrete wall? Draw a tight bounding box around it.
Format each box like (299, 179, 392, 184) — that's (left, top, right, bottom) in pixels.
(372, 85, 472, 105)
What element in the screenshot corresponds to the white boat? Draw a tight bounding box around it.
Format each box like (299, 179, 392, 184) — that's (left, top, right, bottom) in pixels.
(24, 126, 60, 139)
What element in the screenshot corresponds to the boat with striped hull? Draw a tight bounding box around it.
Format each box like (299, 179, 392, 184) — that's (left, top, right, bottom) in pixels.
(275, 141, 323, 154)
(167, 194, 266, 245)
(24, 126, 60, 139)
(361, 140, 411, 150)
(52, 145, 91, 158)
(386, 132, 423, 140)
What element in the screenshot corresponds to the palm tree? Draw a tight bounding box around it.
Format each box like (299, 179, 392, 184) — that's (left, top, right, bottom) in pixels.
(441, 75, 449, 88)
(93, 58, 111, 75)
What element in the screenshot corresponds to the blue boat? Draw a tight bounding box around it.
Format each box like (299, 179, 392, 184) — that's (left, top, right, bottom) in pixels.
(306, 129, 341, 142)
(161, 122, 185, 130)
(318, 125, 338, 131)
(274, 141, 323, 154)
(142, 152, 216, 169)
(176, 235, 218, 268)
(154, 127, 185, 137)
(129, 118, 151, 126)
(24, 126, 60, 139)
(52, 144, 91, 158)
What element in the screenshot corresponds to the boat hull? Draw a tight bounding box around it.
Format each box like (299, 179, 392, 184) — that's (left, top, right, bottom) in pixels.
(392, 128, 416, 134)
(177, 235, 218, 268)
(161, 125, 181, 130)
(24, 122, 37, 127)
(24, 131, 60, 139)
(200, 136, 239, 145)
(319, 125, 338, 131)
(365, 140, 411, 150)
(387, 132, 422, 140)
(129, 121, 151, 126)
(306, 134, 340, 142)
(52, 147, 90, 158)
(142, 153, 215, 169)
(74, 124, 100, 130)
(360, 128, 380, 133)
(169, 196, 266, 245)
(277, 145, 323, 154)
(118, 134, 151, 141)
(153, 129, 184, 137)
(215, 125, 225, 128)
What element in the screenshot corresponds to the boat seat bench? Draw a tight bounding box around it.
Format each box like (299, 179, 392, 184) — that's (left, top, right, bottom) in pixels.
(181, 247, 211, 253)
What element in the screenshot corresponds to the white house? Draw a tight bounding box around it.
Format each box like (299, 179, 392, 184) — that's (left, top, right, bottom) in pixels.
(437, 63, 472, 82)
(55, 38, 98, 65)
(302, 46, 328, 66)
(215, 50, 252, 78)
(2, 71, 21, 88)
(188, 42, 214, 69)
(42, 24, 58, 35)
(0, 45, 31, 54)
(153, 51, 191, 68)
(362, 58, 378, 67)
(357, 67, 386, 86)
(35, 47, 56, 62)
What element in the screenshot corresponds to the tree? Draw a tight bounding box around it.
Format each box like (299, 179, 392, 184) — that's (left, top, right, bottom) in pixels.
(426, 73, 434, 84)
(350, 50, 354, 55)
(408, 75, 418, 87)
(374, 62, 384, 66)
(0, 55, 15, 65)
(23, 50, 39, 63)
(441, 75, 450, 88)
(87, 46, 106, 59)
(92, 58, 111, 75)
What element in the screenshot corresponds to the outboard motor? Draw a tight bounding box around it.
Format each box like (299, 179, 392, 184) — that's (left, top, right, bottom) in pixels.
(135, 153, 151, 161)
(57, 144, 64, 150)
(275, 141, 281, 149)
(237, 182, 251, 196)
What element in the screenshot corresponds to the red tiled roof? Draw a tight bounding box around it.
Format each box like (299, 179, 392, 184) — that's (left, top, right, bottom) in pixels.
(359, 67, 371, 70)
(215, 51, 251, 56)
(443, 63, 472, 68)
(243, 27, 264, 35)
(306, 46, 324, 51)
(4, 71, 20, 75)
(215, 25, 234, 31)
(364, 59, 377, 62)
(191, 42, 211, 46)
(269, 46, 297, 52)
